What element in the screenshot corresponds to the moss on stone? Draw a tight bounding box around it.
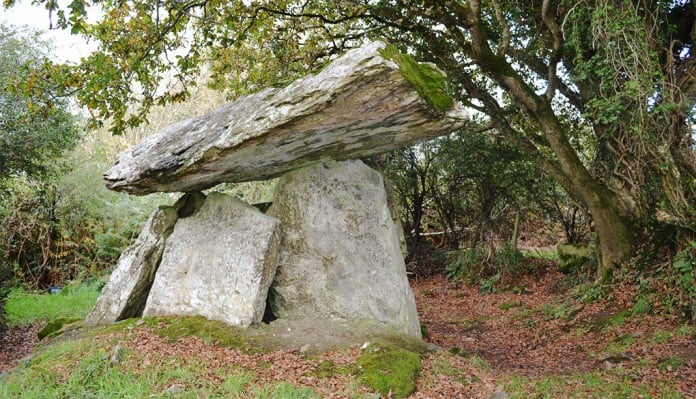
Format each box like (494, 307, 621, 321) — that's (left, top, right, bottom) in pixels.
(149, 316, 258, 352)
(557, 244, 595, 274)
(356, 342, 421, 398)
(379, 44, 454, 115)
(37, 317, 82, 340)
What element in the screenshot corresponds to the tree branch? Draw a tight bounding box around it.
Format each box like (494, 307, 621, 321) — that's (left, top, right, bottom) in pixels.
(542, 0, 563, 100)
(491, 0, 510, 56)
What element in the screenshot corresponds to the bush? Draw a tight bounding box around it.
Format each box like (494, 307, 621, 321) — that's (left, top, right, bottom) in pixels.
(493, 244, 526, 275)
(446, 244, 535, 293)
(0, 265, 12, 330)
(445, 246, 487, 281)
(623, 240, 696, 321)
(0, 176, 158, 289)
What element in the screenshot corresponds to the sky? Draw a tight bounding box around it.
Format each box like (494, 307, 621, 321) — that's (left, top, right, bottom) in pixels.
(0, 1, 98, 63)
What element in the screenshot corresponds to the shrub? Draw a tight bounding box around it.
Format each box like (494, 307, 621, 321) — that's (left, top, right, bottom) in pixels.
(445, 246, 486, 281)
(446, 244, 532, 293)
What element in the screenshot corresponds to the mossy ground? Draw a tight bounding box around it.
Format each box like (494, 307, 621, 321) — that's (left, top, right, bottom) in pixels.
(37, 317, 82, 340)
(2, 315, 427, 398)
(356, 343, 421, 398)
(3, 276, 691, 397)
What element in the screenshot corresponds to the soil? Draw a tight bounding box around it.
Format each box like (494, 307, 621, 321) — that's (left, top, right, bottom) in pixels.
(0, 323, 40, 373)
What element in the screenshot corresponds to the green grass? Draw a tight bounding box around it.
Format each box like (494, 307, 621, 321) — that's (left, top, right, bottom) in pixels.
(604, 334, 634, 356)
(0, 337, 321, 399)
(651, 329, 672, 345)
(499, 300, 524, 310)
(4, 279, 103, 327)
(503, 371, 683, 399)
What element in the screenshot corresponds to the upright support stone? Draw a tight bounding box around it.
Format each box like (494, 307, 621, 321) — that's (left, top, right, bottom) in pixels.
(85, 205, 179, 326)
(143, 192, 281, 327)
(267, 160, 421, 338)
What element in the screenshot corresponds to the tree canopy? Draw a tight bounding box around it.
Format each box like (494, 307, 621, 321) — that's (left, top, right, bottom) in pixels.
(0, 25, 78, 189)
(4, 0, 695, 277)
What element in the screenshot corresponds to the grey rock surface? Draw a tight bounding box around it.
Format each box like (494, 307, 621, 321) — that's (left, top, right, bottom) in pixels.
(104, 41, 467, 194)
(142, 192, 281, 327)
(85, 205, 179, 326)
(267, 160, 421, 338)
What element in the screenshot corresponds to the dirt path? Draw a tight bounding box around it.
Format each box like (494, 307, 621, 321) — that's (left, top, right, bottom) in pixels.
(0, 324, 40, 373)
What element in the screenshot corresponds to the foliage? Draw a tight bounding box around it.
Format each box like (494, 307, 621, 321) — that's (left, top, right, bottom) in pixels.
(8, 0, 693, 276)
(670, 241, 696, 319)
(0, 25, 79, 188)
(446, 244, 533, 294)
(4, 279, 103, 327)
(0, 180, 150, 289)
(0, 77, 223, 290)
(445, 247, 485, 281)
(0, 24, 79, 319)
(378, 128, 555, 263)
(623, 240, 696, 321)
(356, 343, 421, 398)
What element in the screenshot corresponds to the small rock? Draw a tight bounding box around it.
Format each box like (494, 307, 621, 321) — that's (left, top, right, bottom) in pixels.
(299, 344, 310, 353)
(109, 344, 123, 366)
(489, 390, 510, 399)
(165, 384, 184, 394)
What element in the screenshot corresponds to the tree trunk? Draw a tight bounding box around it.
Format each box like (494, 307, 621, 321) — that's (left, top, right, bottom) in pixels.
(584, 189, 637, 281)
(465, 14, 637, 278)
(511, 212, 520, 250)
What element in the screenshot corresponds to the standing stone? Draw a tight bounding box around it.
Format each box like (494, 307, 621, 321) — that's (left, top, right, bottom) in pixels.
(85, 205, 179, 326)
(267, 160, 421, 338)
(143, 192, 281, 327)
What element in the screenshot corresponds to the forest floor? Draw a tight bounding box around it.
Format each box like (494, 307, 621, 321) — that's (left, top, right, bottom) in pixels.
(1, 264, 694, 398)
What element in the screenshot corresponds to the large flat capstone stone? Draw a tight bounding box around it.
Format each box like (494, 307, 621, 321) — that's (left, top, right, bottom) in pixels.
(142, 192, 281, 327)
(267, 160, 421, 338)
(104, 41, 467, 194)
(85, 205, 179, 326)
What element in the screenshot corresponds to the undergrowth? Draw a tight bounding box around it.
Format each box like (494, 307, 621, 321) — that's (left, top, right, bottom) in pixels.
(445, 244, 537, 293)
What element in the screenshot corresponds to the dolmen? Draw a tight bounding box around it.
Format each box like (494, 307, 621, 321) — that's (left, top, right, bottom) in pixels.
(87, 41, 468, 339)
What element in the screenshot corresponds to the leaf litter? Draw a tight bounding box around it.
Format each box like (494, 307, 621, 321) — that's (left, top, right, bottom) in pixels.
(0, 265, 693, 397)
